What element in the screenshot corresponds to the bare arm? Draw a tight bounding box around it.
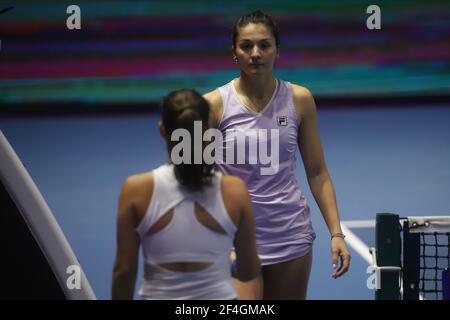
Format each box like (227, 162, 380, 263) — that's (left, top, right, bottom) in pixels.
(293, 85, 350, 278)
(111, 177, 141, 299)
(224, 176, 261, 282)
(203, 89, 223, 129)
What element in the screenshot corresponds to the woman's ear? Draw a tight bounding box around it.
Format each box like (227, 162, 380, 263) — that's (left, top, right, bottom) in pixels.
(232, 46, 237, 63)
(159, 121, 166, 139)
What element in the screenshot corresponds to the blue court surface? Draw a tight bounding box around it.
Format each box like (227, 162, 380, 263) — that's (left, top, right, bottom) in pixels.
(1, 104, 449, 299)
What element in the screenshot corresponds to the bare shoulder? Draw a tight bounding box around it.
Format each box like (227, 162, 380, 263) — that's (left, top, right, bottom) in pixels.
(122, 171, 153, 194)
(221, 175, 247, 195)
(203, 89, 222, 107)
(290, 84, 317, 120)
(203, 89, 223, 128)
(120, 172, 154, 220)
(220, 175, 250, 226)
(220, 175, 250, 206)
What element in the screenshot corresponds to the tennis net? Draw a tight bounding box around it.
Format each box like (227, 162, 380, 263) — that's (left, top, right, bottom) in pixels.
(372, 213, 450, 300)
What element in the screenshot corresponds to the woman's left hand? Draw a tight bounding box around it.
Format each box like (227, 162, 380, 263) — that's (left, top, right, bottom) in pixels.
(331, 237, 351, 279)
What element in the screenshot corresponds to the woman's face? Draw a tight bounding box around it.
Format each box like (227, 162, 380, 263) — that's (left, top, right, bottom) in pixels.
(233, 23, 279, 76)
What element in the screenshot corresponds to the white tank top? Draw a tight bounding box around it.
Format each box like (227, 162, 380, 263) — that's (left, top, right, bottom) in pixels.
(135, 163, 237, 299)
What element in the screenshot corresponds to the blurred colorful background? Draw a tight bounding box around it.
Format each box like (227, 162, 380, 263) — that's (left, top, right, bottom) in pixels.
(1, 0, 449, 107)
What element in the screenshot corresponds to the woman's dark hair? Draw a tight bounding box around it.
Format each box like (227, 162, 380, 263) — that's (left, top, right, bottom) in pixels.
(160, 89, 213, 191)
(232, 10, 280, 47)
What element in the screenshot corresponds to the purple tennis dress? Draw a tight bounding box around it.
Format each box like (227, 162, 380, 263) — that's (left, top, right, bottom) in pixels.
(216, 78, 316, 265)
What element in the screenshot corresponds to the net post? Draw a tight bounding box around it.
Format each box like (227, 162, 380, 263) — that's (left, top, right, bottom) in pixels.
(402, 219, 420, 300)
(443, 268, 450, 300)
(375, 213, 401, 300)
